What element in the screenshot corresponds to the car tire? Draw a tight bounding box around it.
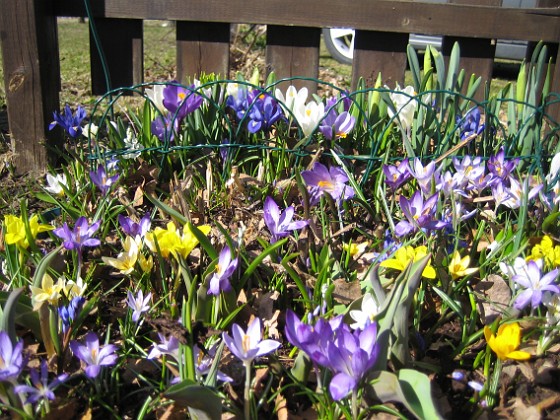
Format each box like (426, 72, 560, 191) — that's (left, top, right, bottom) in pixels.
(322, 28, 355, 65)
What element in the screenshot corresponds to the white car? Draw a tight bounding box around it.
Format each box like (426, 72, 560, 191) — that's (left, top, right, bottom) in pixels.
(322, 0, 534, 64)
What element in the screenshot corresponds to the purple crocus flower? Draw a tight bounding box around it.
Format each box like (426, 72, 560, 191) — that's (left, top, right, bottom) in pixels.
(118, 214, 151, 240)
(127, 290, 152, 322)
(147, 333, 180, 361)
(0, 331, 25, 382)
(326, 322, 379, 401)
(284, 309, 343, 368)
(151, 113, 180, 143)
(318, 111, 356, 141)
(208, 246, 238, 295)
(53, 216, 101, 252)
(408, 158, 440, 195)
(58, 296, 86, 334)
(70, 332, 119, 379)
(453, 155, 485, 189)
(48, 104, 87, 138)
(162, 82, 204, 120)
(457, 107, 484, 140)
(487, 147, 519, 181)
(247, 94, 283, 133)
(194, 344, 233, 383)
(395, 190, 448, 237)
(383, 160, 412, 191)
(14, 360, 68, 405)
(223, 317, 280, 364)
(301, 162, 355, 205)
(263, 196, 308, 243)
(226, 86, 250, 120)
(89, 164, 119, 195)
(512, 261, 560, 310)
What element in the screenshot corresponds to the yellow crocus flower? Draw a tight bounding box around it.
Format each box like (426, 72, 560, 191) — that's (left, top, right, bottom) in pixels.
(29, 274, 64, 310)
(343, 242, 368, 257)
(528, 235, 560, 269)
(484, 322, 531, 361)
(145, 222, 211, 260)
(176, 224, 211, 259)
(448, 251, 478, 280)
(4, 214, 53, 250)
(145, 222, 182, 258)
(380, 245, 436, 279)
(102, 236, 139, 275)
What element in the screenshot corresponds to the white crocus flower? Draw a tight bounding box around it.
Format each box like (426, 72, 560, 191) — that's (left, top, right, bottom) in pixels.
(226, 82, 240, 98)
(145, 84, 166, 113)
(65, 275, 86, 298)
(45, 173, 68, 196)
(122, 127, 141, 160)
(193, 78, 213, 103)
(349, 292, 379, 330)
(387, 84, 417, 130)
(499, 257, 542, 279)
(275, 85, 308, 114)
(293, 100, 325, 137)
(82, 122, 98, 139)
(545, 152, 560, 204)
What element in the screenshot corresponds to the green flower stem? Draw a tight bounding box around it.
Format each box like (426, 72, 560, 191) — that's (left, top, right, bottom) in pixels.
(244, 361, 252, 420)
(351, 388, 358, 420)
(487, 358, 503, 407)
(182, 291, 196, 381)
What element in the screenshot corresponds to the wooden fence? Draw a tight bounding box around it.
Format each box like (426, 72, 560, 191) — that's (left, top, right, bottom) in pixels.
(0, 0, 559, 174)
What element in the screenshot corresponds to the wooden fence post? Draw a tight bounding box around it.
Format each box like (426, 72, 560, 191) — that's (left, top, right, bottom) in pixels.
(351, 30, 409, 89)
(441, 0, 501, 102)
(90, 18, 143, 95)
(0, 0, 61, 175)
(176, 21, 231, 83)
(266, 26, 321, 93)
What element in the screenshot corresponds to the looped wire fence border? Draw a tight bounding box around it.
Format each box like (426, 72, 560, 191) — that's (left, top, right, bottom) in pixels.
(83, 76, 560, 186)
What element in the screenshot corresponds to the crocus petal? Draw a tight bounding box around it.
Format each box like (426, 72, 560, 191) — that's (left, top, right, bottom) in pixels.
(506, 350, 531, 360)
(255, 339, 281, 357)
(329, 372, 357, 401)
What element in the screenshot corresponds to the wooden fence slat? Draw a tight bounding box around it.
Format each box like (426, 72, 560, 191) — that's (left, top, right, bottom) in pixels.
(90, 18, 143, 95)
(442, 36, 496, 102)
(53, 0, 560, 43)
(176, 21, 231, 82)
(351, 30, 409, 89)
(0, 0, 61, 175)
(266, 26, 321, 93)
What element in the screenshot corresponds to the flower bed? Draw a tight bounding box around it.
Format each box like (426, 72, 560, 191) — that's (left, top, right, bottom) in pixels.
(1, 43, 560, 418)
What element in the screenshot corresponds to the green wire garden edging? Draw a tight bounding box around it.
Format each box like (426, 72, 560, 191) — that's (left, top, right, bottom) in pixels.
(83, 77, 560, 187)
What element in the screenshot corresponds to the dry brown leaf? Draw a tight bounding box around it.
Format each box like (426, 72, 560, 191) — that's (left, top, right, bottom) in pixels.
(473, 274, 514, 324)
(332, 279, 362, 305)
(275, 390, 289, 420)
(512, 397, 542, 420)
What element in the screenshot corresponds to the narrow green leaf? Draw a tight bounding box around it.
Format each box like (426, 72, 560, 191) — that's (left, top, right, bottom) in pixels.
(32, 245, 63, 288)
(188, 222, 218, 261)
(238, 238, 287, 290)
(0, 288, 25, 342)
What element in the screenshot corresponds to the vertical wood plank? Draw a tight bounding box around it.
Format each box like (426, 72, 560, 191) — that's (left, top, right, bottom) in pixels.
(442, 0, 501, 101)
(266, 25, 320, 93)
(351, 30, 409, 89)
(441, 36, 496, 100)
(0, 0, 61, 175)
(546, 45, 560, 129)
(90, 18, 143, 95)
(176, 21, 230, 82)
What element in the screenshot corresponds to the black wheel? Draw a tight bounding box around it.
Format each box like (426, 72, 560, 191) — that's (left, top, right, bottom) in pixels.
(322, 28, 355, 65)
